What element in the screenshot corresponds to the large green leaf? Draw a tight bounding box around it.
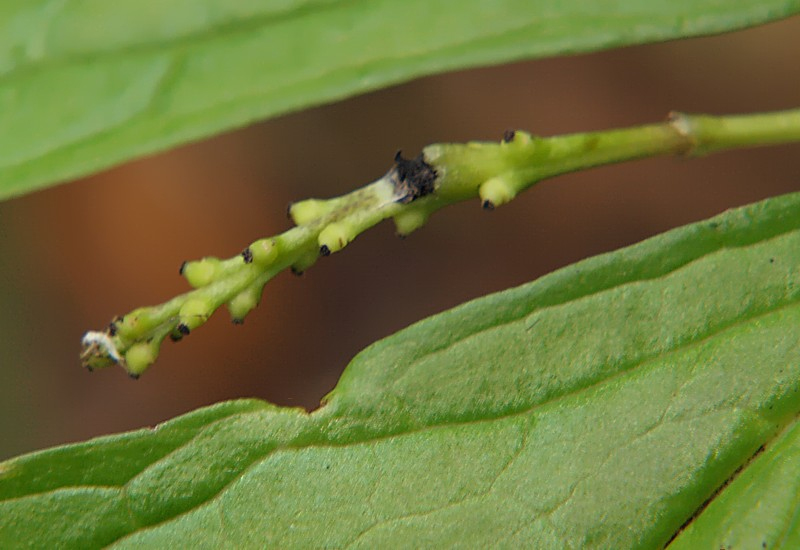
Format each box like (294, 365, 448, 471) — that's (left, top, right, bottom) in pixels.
(2, 1, 799, 201)
(1, 191, 799, 547)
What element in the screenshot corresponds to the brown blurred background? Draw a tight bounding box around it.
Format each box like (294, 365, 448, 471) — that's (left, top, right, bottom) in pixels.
(1, 18, 798, 460)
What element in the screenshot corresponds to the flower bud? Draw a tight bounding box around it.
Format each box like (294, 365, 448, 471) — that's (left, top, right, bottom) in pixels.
(479, 176, 517, 209)
(182, 257, 221, 288)
(393, 208, 429, 237)
(504, 130, 532, 146)
(115, 308, 158, 339)
(291, 249, 320, 275)
(318, 222, 352, 255)
(179, 298, 213, 330)
(289, 199, 331, 225)
(250, 238, 279, 265)
(227, 284, 262, 322)
(124, 342, 159, 378)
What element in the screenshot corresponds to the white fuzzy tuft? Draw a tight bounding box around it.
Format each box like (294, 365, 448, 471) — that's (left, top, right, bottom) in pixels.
(81, 331, 122, 364)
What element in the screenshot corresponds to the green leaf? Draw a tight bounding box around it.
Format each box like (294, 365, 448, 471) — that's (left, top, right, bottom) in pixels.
(2, 1, 799, 201)
(2, 191, 799, 547)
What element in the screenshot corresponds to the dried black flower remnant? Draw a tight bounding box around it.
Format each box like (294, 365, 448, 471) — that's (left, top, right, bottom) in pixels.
(390, 151, 437, 203)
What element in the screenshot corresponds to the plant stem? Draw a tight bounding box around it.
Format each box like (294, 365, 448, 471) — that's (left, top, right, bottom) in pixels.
(423, 108, 800, 210)
(80, 108, 800, 377)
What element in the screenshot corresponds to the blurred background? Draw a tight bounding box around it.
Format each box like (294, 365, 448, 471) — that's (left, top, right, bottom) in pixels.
(1, 17, 798, 460)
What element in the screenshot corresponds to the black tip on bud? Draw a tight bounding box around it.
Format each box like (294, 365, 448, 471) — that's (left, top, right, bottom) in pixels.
(232, 318, 244, 325)
(108, 322, 117, 336)
(170, 323, 190, 342)
(502, 129, 516, 143)
(128, 372, 140, 380)
(482, 200, 495, 211)
(85, 365, 94, 372)
(179, 260, 187, 275)
(242, 248, 254, 264)
(319, 244, 331, 257)
(291, 266, 304, 276)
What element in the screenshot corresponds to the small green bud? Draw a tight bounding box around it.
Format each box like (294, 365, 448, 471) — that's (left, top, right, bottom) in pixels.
(227, 284, 262, 322)
(291, 249, 319, 275)
(506, 130, 532, 146)
(318, 222, 352, 255)
(125, 342, 159, 378)
(179, 297, 213, 330)
(250, 238, 279, 265)
(502, 129, 516, 143)
(115, 308, 158, 338)
(182, 257, 221, 288)
(289, 199, 331, 225)
(393, 208, 429, 237)
(479, 176, 517, 209)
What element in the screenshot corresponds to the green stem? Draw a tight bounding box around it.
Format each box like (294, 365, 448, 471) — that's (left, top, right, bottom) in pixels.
(80, 108, 800, 377)
(676, 110, 800, 155)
